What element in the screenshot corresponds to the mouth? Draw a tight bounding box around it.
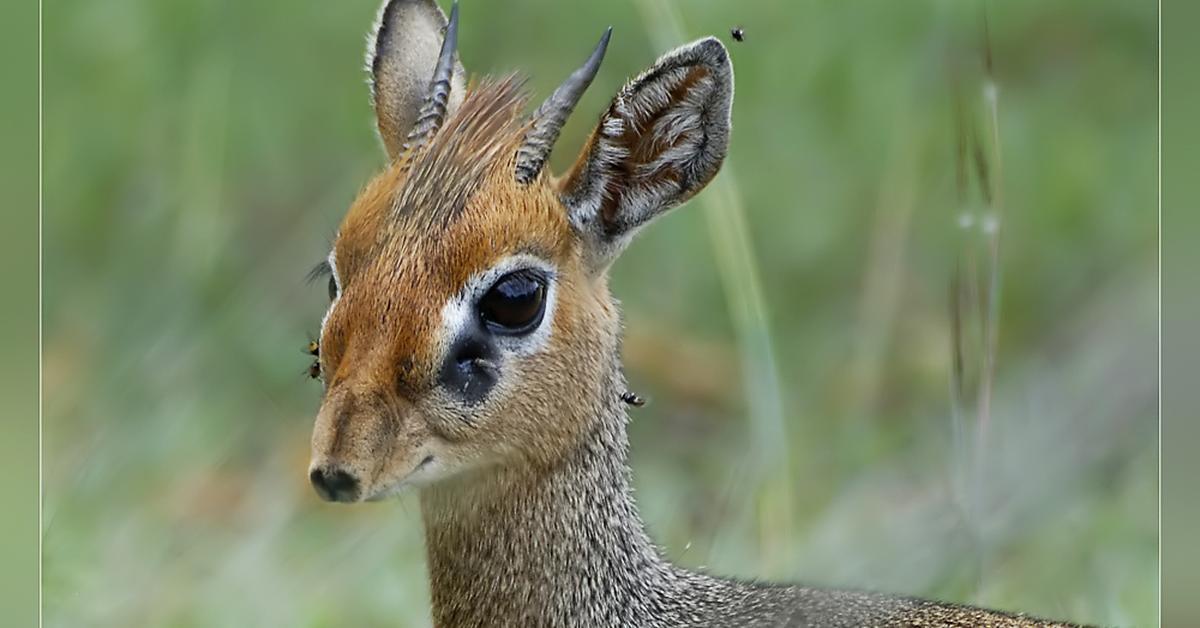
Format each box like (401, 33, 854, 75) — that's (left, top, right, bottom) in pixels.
(362, 455, 436, 502)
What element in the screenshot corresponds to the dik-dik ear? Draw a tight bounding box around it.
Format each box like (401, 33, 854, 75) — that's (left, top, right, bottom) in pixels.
(560, 37, 733, 269)
(368, 0, 467, 159)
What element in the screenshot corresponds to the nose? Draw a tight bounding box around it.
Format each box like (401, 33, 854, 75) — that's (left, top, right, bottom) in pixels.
(310, 467, 361, 502)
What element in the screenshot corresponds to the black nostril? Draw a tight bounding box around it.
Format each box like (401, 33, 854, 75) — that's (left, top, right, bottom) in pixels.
(310, 467, 360, 502)
(439, 329, 500, 405)
(454, 334, 492, 371)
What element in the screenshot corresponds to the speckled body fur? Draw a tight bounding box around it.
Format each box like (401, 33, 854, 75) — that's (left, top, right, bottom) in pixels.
(305, 2, 1089, 626)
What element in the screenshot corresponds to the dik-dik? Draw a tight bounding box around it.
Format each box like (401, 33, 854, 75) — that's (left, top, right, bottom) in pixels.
(305, 1, 1084, 626)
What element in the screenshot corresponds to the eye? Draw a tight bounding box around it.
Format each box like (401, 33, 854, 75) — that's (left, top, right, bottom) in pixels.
(306, 260, 338, 302)
(478, 270, 546, 334)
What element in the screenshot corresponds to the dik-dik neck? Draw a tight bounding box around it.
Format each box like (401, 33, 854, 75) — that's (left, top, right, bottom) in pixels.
(418, 397, 685, 627)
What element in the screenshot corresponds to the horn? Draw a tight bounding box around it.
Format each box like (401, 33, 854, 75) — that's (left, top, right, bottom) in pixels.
(514, 27, 612, 184)
(403, 1, 461, 153)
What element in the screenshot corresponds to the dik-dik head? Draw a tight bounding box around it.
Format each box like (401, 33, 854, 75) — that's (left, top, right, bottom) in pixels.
(308, 0, 733, 502)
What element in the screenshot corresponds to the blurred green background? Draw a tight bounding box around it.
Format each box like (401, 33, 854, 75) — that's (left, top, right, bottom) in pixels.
(0, 1, 41, 626)
(42, 0, 1157, 626)
(1161, 2, 1196, 626)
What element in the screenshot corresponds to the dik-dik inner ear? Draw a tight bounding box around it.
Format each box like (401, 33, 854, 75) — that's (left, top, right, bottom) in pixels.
(560, 37, 733, 269)
(368, 0, 467, 159)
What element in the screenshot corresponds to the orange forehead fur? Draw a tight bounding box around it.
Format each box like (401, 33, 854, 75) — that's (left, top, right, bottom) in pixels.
(322, 78, 576, 395)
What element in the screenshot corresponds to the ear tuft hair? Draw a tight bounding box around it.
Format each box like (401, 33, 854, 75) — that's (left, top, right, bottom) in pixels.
(560, 37, 733, 268)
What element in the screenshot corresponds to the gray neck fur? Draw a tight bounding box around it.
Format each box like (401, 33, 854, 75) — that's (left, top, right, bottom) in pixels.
(419, 370, 688, 626)
(417, 365, 1072, 628)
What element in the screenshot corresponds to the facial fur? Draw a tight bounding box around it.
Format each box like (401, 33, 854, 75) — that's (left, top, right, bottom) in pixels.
(309, 79, 621, 501)
(308, 0, 733, 505)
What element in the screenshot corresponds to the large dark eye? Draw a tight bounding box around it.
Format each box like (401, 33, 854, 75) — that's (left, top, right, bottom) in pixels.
(327, 275, 337, 301)
(478, 271, 546, 334)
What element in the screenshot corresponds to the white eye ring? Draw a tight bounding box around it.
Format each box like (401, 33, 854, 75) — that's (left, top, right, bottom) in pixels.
(320, 249, 342, 334)
(438, 254, 558, 358)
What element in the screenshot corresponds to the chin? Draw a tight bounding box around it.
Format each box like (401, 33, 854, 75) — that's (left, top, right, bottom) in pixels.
(355, 479, 417, 503)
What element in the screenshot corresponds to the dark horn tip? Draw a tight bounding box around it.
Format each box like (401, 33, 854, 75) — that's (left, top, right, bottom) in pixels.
(513, 24, 613, 185)
(596, 26, 613, 57)
(446, 2, 460, 40)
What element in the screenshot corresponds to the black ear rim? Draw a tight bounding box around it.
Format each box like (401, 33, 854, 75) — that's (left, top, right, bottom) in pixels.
(561, 36, 735, 245)
(365, 0, 468, 158)
(366, 0, 442, 109)
(368, 0, 403, 96)
(622, 36, 733, 202)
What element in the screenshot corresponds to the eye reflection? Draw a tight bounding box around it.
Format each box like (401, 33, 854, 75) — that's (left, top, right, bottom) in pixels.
(478, 271, 546, 334)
